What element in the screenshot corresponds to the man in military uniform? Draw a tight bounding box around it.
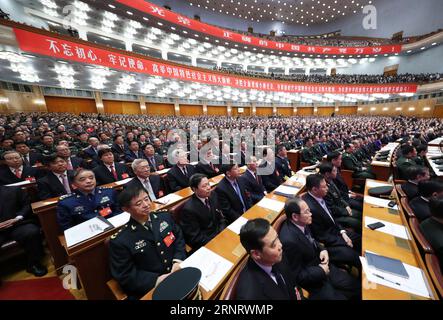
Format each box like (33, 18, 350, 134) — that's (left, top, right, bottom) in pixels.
(35, 134, 57, 158)
(109, 186, 186, 299)
(396, 145, 419, 180)
(301, 137, 319, 165)
(56, 169, 121, 231)
(319, 162, 362, 232)
(342, 144, 376, 179)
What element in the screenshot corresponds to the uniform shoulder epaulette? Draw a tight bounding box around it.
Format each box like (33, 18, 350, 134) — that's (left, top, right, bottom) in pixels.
(98, 186, 113, 190)
(110, 224, 127, 239)
(59, 193, 75, 200)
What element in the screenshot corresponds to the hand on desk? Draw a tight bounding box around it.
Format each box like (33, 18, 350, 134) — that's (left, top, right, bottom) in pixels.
(319, 250, 329, 265)
(342, 233, 353, 248)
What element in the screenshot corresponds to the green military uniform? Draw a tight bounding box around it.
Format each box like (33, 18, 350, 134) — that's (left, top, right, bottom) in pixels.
(413, 156, 425, 167)
(312, 144, 324, 161)
(35, 144, 56, 157)
(324, 180, 362, 232)
(301, 147, 318, 165)
(396, 156, 419, 180)
(109, 211, 187, 299)
(342, 151, 376, 179)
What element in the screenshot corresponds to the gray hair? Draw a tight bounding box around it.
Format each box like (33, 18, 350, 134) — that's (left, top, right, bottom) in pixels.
(132, 158, 148, 171)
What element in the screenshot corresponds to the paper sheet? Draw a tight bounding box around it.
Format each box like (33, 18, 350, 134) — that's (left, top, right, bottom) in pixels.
(256, 197, 285, 212)
(366, 180, 392, 189)
(6, 180, 32, 187)
(371, 160, 390, 167)
(227, 216, 249, 235)
(156, 168, 170, 175)
(108, 212, 131, 228)
(180, 247, 234, 291)
(64, 217, 111, 247)
(114, 177, 134, 186)
(274, 184, 300, 196)
(365, 216, 410, 240)
(364, 195, 398, 210)
(360, 256, 432, 298)
(154, 193, 183, 205)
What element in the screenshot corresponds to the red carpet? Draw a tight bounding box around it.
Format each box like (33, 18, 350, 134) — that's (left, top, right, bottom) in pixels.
(0, 277, 75, 300)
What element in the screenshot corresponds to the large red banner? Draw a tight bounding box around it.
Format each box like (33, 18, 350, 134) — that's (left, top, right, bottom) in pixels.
(115, 0, 402, 56)
(13, 28, 417, 94)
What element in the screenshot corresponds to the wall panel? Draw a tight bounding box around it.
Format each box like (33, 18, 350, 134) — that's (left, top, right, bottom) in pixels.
(297, 107, 314, 116)
(357, 99, 437, 117)
(103, 100, 140, 114)
(232, 107, 251, 116)
(277, 107, 293, 116)
(256, 107, 273, 116)
(207, 106, 227, 116)
(317, 107, 335, 116)
(433, 104, 443, 118)
(180, 104, 203, 116)
(146, 103, 175, 115)
(45, 96, 96, 114)
(337, 106, 357, 115)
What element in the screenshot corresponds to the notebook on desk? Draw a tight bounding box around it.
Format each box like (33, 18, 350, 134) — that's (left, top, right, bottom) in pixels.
(365, 251, 409, 279)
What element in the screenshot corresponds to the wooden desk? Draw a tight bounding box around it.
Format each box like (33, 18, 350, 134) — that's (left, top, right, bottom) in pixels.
(427, 137, 443, 147)
(361, 179, 438, 300)
(370, 142, 399, 181)
(425, 148, 443, 179)
(287, 150, 300, 172)
(142, 171, 307, 300)
(59, 169, 245, 300)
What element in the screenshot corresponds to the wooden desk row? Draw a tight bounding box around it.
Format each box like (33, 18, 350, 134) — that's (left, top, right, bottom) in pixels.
(425, 147, 443, 178)
(361, 179, 438, 300)
(141, 168, 311, 300)
(370, 142, 399, 181)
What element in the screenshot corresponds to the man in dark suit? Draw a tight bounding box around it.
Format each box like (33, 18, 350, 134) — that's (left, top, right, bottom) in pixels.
(327, 151, 363, 212)
(0, 185, 47, 277)
(124, 159, 163, 200)
(195, 149, 220, 178)
(142, 143, 165, 172)
(92, 148, 132, 185)
(236, 218, 302, 300)
(124, 141, 144, 163)
(420, 197, 443, 271)
(259, 147, 283, 192)
(302, 174, 361, 269)
(280, 197, 360, 300)
(56, 144, 84, 170)
(109, 186, 186, 299)
(0, 151, 41, 185)
(37, 155, 75, 200)
(401, 166, 430, 200)
(111, 135, 128, 163)
(167, 151, 195, 192)
(180, 173, 227, 250)
(82, 137, 100, 162)
(239, 156, 266, 204)
(15, 141, 42, 167)
(410, 180, 443, 222)
(215, 163, 251, 223)
(275, 144, 293, 180)
(319, 162, 362, 232)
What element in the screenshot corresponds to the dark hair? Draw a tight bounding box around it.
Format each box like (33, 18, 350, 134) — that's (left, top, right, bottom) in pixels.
(303, 137, 312, 144)
(129, 140, 139, 146)
(118, 185, 147, 208)
(43, 154, 66, 166)
(189, 173, 208, 190)
(418, 180, 443, 198)
(326, 151, 341, 161)
(319, 162, 334, 175)
(416, 144, 427, 154)
(406, 165, 428, 180)
(221, 163, 237, 174)
(306, 173, 325, 191)
(113, 135, 123, 142)
(143, 143, 154, 150)
(239, 218, 270, 253)
(284, 197, 304, 220)
(72, 169, 94, 182)
(98, 148, 113, 158)
(276, 144, 286, 154)
(429, 197, 443, 219)
(344, 143, 352, 150)
(14, 141, 29, 147)
(401, 145, 415, 156)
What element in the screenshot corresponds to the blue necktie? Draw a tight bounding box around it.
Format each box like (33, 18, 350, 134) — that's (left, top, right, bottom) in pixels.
(233, 181, 246, 212)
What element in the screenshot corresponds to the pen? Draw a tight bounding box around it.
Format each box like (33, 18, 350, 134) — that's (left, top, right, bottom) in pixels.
(373, 273, 401, 286)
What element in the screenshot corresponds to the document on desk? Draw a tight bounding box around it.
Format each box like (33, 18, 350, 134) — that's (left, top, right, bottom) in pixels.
(256, 197, 285, 212)
(154, 193, 183, 205)
(108, 212, 131, 228)
(64, 217, 113, 247)
(180, 247, 234, 291)
(360, 255, 432, 298)
(274, 185, 300, 198)
(227, 216, 249, 235)
(6, 180, 32, 187)
(364, 196, 398, 210)
(156, 168, 170, 175)
(114, 177, 134, 186)
(366, 180, 392, 189)
(365, 216, 410, 240)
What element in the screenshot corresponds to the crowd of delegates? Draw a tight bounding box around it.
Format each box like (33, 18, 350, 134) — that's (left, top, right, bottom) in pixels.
(1, 111, 443, 298)
(213, 67, 443, 84)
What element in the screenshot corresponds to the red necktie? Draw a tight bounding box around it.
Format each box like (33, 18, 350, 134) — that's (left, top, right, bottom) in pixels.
(110, 165, 118, 180)
(14, 168, 21, 178)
